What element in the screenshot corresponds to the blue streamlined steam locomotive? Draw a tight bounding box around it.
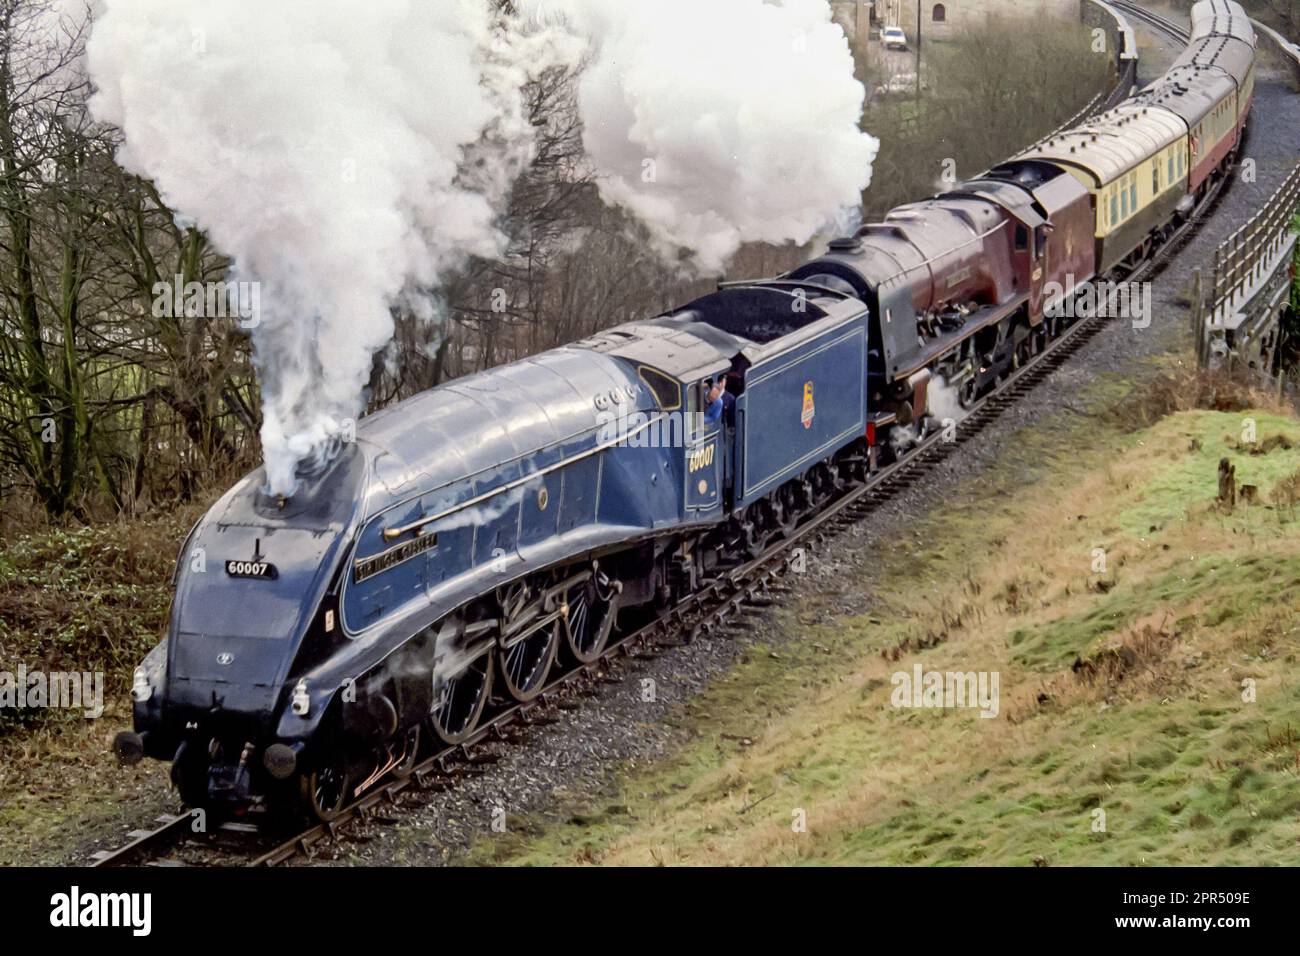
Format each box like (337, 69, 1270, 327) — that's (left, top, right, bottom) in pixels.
(116, 0, 1256, 821)
(119, 283, 881, 820)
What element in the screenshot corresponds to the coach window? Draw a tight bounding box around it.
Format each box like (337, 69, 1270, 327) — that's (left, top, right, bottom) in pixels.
(1120, 186, 1128, 219)
(933, 3, 946, 21)
(1110, 191, 1119, 226)
(1168, 155, 1175, 182)
(1129, 178, 1138, 212)
(1152, 164, 1159, 194)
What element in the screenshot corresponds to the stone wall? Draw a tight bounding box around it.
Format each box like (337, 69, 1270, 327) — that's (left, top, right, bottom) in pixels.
(829, 0, 874, 52)
(828, 0, 1088, 78)
(877, 0, 1079, 39)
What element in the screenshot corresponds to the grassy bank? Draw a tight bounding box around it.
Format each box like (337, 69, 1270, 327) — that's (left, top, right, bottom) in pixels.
(468, 373, 1300, 866)
(4, 368, 1299, 866)
(0, 513, 197, 731)
(0, 513, 194, 863)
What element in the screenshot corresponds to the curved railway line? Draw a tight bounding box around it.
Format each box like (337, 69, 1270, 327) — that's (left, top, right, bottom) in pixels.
(95, 302, 1130, 866)
(1111, 0, 1191, 44)
(89, 2, 1257, 867)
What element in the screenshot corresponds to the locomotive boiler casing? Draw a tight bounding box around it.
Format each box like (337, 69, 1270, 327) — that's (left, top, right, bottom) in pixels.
(845, 195, 1019, 318)
(129, 346, 713, 797)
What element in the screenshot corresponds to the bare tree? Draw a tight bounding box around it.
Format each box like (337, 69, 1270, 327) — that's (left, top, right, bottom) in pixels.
(0, 0, 105, 518)
(0, 0, 255, 521)
(859, 19, 1110, 220)
(0, 1, 1122, 529)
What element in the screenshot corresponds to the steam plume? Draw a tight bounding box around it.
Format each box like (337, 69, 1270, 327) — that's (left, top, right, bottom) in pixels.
(86, 0, 569, 494)
(85, 0, 877, 492)
(529, 0, 879, 271)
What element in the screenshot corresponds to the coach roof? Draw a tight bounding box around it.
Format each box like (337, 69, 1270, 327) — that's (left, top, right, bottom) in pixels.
(1010, 104, 1186, 187)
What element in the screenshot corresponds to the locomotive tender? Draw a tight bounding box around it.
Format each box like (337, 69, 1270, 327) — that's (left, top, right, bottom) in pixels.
(116, 0, 1257, 820)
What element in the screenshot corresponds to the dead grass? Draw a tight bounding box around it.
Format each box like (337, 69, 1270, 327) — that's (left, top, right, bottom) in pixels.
(1272, 468, 1300, 513)
(1109, 365, 1280, 431)
(1013, 617, 1183, 723)
(0, 506, 203, 719)
(462, 389, 1300, 866)
(0, 504, 205, 862)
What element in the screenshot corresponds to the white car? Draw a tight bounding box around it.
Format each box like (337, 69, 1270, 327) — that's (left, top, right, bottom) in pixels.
(882, 26, 908, 51)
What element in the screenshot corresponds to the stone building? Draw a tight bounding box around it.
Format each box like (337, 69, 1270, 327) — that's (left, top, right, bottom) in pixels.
(829, 0, 875, 53)
(831, 0, 1081, 45)
(883, 0, 1080, 37)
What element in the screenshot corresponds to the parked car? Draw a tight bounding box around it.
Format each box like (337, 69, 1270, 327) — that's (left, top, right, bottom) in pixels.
(882, 26, 908, 50)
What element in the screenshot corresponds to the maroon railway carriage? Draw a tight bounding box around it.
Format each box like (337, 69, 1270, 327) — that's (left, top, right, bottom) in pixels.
(786, 161, 1093, 417)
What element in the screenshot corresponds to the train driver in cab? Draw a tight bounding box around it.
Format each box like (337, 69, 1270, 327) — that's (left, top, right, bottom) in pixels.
(703, 377, 734, 429)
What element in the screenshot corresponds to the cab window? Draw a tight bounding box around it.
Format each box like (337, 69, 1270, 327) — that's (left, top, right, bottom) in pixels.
(686, 382, 700, 438)
(638, 366, 680, 410)
(696, 380, 722, 436)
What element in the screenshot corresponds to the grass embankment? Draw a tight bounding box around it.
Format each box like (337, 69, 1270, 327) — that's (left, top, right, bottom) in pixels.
(471, 372, 1300, 866)
(0, 513, 196, 863)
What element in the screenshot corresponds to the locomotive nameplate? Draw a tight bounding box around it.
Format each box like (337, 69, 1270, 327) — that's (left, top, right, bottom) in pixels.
(225, 560, 278, 580)
(354, 530, 439, 583)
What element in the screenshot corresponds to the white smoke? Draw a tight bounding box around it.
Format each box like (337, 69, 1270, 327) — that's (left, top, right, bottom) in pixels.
(890, 374, 970, 457)
(85, 0, 576, 495)
(527, 0, 879, 272)
(84, 0, 878, 493)
(926, 374, 970, 428)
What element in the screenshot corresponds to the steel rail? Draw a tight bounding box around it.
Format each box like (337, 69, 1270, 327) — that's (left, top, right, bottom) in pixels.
(1109, 1, 1192, 44)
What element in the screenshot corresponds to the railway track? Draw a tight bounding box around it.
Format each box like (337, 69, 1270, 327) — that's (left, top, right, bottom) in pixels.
(1114, 0, 1300, 73)
(1110, 0, 1192, 44)
(92, 303, 1123, 867)
(89, 6, 1230, 869)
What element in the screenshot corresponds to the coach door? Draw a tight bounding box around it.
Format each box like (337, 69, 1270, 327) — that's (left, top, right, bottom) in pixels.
(1029, 224, 1051, 319)
(685, 377, 722, 514)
